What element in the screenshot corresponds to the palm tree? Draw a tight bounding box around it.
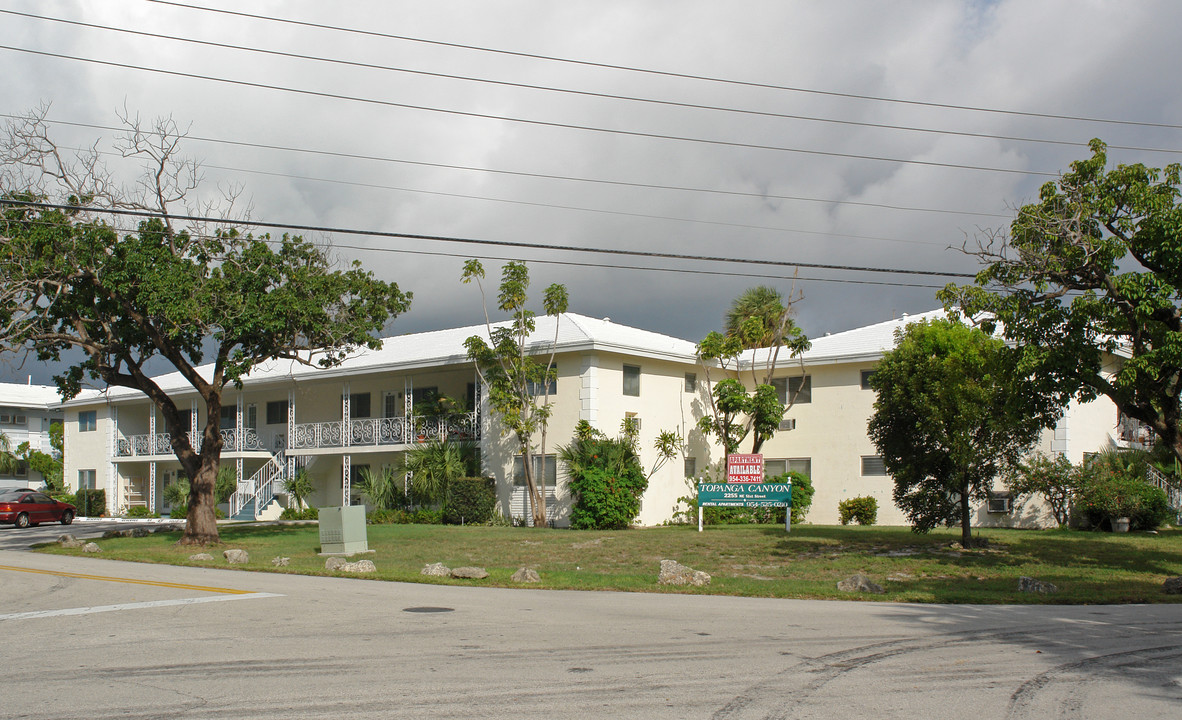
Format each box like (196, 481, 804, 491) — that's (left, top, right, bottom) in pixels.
(402, 438, 478, 507)
(724, 285, 794, 349)
(0, 433, 22, 476)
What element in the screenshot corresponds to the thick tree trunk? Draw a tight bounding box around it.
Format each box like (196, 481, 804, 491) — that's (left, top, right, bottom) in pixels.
(179, 430, 222, 545)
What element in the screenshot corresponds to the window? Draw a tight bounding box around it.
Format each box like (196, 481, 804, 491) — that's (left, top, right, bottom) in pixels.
(684, 457, 697, 478)
(513, 454, 557, 487)
(348, 393, 371, 419)
(383, 392, 400, 418)
(772, 376, 811, 405)
(860, 369, 876, 390)
(220, 406, 236, 430)
(78, 410, 97, 432)
(624, 412, 641, 434)
(78, 469, 97, 490)
(862, 456, 887, 476)
(245, 404, 257, 430)
(527, 377, 557, 396)
(0, 411, 27, 425)
(8, 461, 28, 478)
(684, 373, 696, 392)
(623, 365, 641, 396)
(765, 458, 811, 478)
(265, 401, 288, 426)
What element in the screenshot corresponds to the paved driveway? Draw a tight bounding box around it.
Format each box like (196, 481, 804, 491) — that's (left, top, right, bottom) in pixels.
(1, 549, 1179, 719)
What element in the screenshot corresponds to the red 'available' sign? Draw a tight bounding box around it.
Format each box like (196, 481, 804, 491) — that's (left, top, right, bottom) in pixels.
(727, 454, 764, 483)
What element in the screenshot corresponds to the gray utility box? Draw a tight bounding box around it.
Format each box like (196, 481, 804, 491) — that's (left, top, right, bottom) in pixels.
(318, 506, 369, 555)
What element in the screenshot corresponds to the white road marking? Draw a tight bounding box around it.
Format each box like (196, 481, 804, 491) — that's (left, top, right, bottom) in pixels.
(0, 592, 283, 621)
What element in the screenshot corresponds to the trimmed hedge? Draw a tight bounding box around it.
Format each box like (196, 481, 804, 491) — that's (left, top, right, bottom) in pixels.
(838, 496, 878, 525)
(443, 477, 496, 525)
(74, 488, 106, 517)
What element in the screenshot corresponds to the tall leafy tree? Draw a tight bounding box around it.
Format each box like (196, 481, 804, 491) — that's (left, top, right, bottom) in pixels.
(462, 259, 568, 527)
(942, 140, 1182, 464)
(697, 285, 810, 454)
(17, 420, 65, 491)
(0, 108, 411, 544)
(867, 319, 1057, 547)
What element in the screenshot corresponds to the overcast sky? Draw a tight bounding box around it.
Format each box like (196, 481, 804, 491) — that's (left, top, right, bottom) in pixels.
(2, 0, 1180, 387)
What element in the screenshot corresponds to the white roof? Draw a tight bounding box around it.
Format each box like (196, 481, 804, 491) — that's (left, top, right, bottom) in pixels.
(0, 382, 64, 410)
(743, 309, 947, 368)
(66, 312, 700, 407)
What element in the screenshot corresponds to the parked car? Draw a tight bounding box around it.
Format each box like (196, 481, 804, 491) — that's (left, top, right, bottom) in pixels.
(0, 490, 75, 528)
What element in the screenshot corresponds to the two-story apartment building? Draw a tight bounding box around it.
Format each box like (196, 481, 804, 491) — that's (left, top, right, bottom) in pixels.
(60, 310, 1128, 526)
(0, 381, 64, 491)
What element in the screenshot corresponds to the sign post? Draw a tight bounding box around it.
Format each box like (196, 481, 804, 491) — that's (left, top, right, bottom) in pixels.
(697, 454, 792, 533)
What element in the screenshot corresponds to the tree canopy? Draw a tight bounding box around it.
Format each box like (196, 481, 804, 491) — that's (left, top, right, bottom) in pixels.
(0, 108, 411, 544)
(867, 318, 1057, 547)
(941, 139, 1182, 464)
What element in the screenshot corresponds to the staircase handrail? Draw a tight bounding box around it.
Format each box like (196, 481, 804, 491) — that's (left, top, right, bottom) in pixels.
(230, 451, 287, 519)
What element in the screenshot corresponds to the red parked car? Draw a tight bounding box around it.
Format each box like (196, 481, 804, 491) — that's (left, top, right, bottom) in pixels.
(0, 490, 75, 528)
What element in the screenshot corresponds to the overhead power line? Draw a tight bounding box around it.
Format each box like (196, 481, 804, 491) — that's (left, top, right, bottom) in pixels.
(7, 9, 1181, 157)
(0, 44, 1057, 178)
(0, 198, 977, 280)
(145, 0, 1182, 131)
(0, 113, 1010, 220)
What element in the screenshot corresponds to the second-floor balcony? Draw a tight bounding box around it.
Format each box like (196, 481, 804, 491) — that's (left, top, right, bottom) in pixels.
(290, 412, 480, 451)
(114, 427, 267, 458)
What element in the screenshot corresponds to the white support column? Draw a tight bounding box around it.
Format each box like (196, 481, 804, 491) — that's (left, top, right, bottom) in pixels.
(286, 389, 295, 480)
(148, 406, 156, 453)
(342, 454, 351, 506)
(236, 393, 244, 452)
(342, 382, 351, 448)
(110, 406, 119, 514)
(580, 352, 600, 427)
(189, 401, 198, 450)
(149, 461, 157, 513)
(404, 377, 414, 443)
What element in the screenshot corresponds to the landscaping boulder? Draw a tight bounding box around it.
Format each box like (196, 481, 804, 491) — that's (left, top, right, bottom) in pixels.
(421, 562, 450, 577)
(658, 559, 711, 587)
(130, 527, 151, 538)
(272, 556, 290, 567)
(58, 534, 83, 549)
(102, 529, 133, 539)
(511, 567, 541, 583)
(325, 557, 346, 571)
(1163, 576, 1182, 595)
(339, 560, 376, 573)
(82, 542, 101, 553)
(451, 566, 489, 580)
(1018, 576, 1058, 594)
(223, 549, 249, 565)
(189, 553, 214, 562)
(837, 574, 884, 594)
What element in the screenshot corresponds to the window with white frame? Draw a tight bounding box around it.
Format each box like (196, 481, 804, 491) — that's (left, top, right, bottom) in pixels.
(265, 401, 288, 426)
(772, 376, 811, 404)
(219, 406, 236, 430)
(861, 456, 887, 476)
(345, 393, 371, 419)
(684, 373, 696, 392)
(383, 392, 400, 418)
(513, 454, 557, 487)
(78, 410, 97, 432)
(246, 404, 257, 431)
(764, 458, 811, 478)
(622, 365, 641, 396)
(684, 457, 696, 478)
(860, 369, 876, 390)
(78, 469, 96, 490)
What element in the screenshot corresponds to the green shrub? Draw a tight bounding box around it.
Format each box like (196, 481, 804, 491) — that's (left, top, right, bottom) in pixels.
(782, 471, 813, 524)
(125, 506, 159, 519)
(838, 496, 878, 525)
(560, 430, 648, 530)
(410, 508, 443, 524)
(216, 467, 236, 504)
(1076, 468, 1174, 531)
(49, 490, 76, 504)
(671, 471, 812, 526)
(74, 488, 106, 516)
(279, 507, 319, 521)
(366, 508, 404, 525)
(443, 477, 496, 525)
(168, 502, 187, 519)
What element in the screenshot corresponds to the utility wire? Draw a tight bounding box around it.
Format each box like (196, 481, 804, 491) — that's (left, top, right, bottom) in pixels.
(145, 0, 1182, 131)
(8, 9, 1181, 157)
(0, 112, 1010, 219)
(0, 44, 1057, 177)
(0, 198, 978, 279)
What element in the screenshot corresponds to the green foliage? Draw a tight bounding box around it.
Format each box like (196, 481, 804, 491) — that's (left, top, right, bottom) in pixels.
(560, 425, 648, 529)
(868, 319, 1057, 547)
(357, 466, 408, 511)
(670, 470, 809, 526)
(403, 438, 478, 507)
(14, 421, 64, 490)
(125, 506, 159, 518)
(838, 496, 878, 526)
(282, 469, 314, 511)
(942, 140, 1182, 464)
(1076, 450, 1175, 531)
(443, 476, 497, 525)
(462, 259, 568, 527)
(781, 471, 813, 524)
(74, 488, 105, 516)
(216, 466, 237, 504)
(1005, 453, 1080, 527)
(279, 507, 319, 521)
(163, 478, 190, 508)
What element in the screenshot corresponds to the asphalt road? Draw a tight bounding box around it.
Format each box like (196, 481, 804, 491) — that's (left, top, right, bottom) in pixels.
(1, 547, 1179, 719)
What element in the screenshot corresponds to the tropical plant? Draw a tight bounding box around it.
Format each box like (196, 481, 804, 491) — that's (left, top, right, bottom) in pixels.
(1075, 448, 1174, 531)
(462, 259, 568, 526)
(402, 438, 479, 507)
(560, 426, 647, 530)
(442, 476, 497, 525)
(1005, 453, 1080, 527)
(357, 466, 407, 511)
(282, 469, 314, 511)
(0, 433, 21, 475)
(163, 477, 191, 508)
(838, 496, 878, 526)
(215, 466, 237, 504)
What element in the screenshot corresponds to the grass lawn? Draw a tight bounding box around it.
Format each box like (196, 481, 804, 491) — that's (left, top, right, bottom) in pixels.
(37, 522, 1182, 604)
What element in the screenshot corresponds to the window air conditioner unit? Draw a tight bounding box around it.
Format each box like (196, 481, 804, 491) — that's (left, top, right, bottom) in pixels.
(986, 497, 1013, 513)
(778, 418, 796, 431)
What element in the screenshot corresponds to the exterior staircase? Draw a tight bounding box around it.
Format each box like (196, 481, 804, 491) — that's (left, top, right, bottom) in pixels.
(229, 451, 287, 521)
(1146, 464, 1182, 522)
